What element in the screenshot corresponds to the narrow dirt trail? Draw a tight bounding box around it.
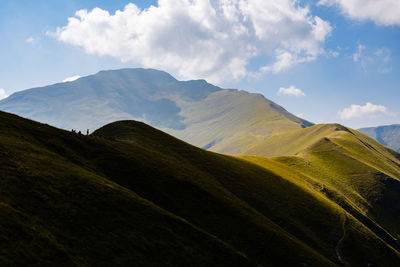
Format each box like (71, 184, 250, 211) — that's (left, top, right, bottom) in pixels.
(335, 215, 348, 266)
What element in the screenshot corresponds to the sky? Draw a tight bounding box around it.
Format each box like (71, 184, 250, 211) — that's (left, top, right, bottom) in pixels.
(0, 0, 399, 129)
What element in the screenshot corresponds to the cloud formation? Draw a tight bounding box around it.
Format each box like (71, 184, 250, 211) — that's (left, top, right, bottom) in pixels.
(338, 102, 392, 120)
(277, 85, 306, 97)
(0, 89, 8, 100)
(353, 44, 365, 64)
(26, 37, 35, 43)
(54, 0, 332, 83)
(62, 75, 81, 82)
(318, 0, 400, 26)
(353, 44, 391, 73)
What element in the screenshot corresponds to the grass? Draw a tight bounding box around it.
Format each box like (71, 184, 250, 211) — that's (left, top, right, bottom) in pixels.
(162, 89, 312, 154)
(240, 123, 400, 265)
(1, 112, 400, 266)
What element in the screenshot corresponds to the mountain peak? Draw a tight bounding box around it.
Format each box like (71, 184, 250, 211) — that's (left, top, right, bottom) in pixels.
(96, 68, 178, 82)
(0, 68, 312, 154)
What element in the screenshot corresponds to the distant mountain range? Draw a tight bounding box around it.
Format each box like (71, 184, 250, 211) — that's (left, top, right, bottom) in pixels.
(0, 68, 312, 154)
(1, 110, 400, 266)
(359, 124, 400, 152)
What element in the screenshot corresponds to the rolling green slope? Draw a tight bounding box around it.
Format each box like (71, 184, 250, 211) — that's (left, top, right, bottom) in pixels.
(0, 68, 312, 154)
(241, 124, 400, 265)
(0, 113, 250, 266)
(1, 111, 399, 266)
(0, 111, 329, 266)
(92, 120, 400, 265)
(166, 89, 311, 154)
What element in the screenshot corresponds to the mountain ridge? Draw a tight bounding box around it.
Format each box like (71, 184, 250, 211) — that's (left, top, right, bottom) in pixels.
(0, 68, 312, 154)
(359, 124, 400, 152)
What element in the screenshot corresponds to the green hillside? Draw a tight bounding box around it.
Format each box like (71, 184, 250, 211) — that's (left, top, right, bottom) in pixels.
(241, 124, 400, 265)
(0, 111, 328, 266)
(359, 124, 400, 152)
(166, 89, 311, 154)
(0, 113, 250, 266)
(1, 111, 400, 266)
(0, 68, 312, 154)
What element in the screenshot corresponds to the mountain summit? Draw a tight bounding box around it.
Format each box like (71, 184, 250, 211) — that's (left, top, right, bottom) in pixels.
(0, 68, 312, 154)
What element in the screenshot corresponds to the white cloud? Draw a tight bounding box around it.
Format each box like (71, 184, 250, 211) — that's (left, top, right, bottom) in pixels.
(353, 44, 365, 63)
(62, 75, 81, 82)
(0, 89, 8, 100)
(352, 44, 391, 73)
(375, 48, 391, 63)
(277, 85, 306, 97)
(318, 0, 400, 26)
(338, 102, 393, 120)
(327, 50, 339, 58)
(54, 0, 332, 83)
(297, 113, 305, 119)
(26, 37, 35, 43)
(375, 48, 392, 73)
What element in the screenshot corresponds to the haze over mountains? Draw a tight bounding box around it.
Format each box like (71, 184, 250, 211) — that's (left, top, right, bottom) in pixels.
(0, 68, 312, 154)
(359, 124, 400, 152)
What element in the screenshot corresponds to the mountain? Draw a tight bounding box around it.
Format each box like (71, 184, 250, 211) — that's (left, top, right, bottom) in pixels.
(1, 111, 400, 266)
(359, 124, 400, 152)
(0, 68, 312, 154)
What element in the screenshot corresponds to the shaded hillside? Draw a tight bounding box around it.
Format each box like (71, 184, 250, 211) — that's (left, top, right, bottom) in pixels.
(241, 124, 400, 266)
(0, 68, 311, 154)
(0, 113, 251, 266)
(2, 112, 400, 265)
(359, 124, 400, 152)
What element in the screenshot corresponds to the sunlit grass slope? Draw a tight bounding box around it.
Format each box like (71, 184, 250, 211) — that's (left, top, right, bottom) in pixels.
(1, 112, 399, 266)
(93, 120, 399, 266)
(241, 123, 400, 266)
(166, 89, 312, 154)
(0, 111, 327, 266)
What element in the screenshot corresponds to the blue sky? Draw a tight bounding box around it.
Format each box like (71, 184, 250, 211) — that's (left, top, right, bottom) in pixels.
(0, 0, 399, 128)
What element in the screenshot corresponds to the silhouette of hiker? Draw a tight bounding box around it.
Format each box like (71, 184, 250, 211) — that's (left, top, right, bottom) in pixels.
(78, 130, 81, 135)
(87, 129, 89, 135)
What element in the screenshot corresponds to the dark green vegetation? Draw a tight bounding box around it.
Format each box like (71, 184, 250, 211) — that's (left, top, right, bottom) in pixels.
(359, 124, 400, 152)
(1, 111, 400, 266)
(0, 68, 311, 154)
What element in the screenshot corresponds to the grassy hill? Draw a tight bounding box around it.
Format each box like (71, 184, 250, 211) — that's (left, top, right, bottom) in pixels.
(166, 89, 311, 154)
(359, 124, 400, 152)
(1, 111, 399, 265)
(0, 68, 312, 154)
(241, 124, 400, 265)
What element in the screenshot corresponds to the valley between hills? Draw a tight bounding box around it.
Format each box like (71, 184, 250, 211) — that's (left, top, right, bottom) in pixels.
(1, 69, 400, 266)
